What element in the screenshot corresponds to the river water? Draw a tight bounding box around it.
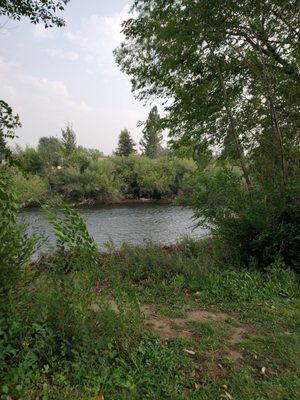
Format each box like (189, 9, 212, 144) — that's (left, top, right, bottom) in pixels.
(20, 203, 209, 252)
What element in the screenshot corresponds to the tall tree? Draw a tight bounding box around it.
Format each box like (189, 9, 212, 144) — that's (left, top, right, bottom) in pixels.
(115, 0, 300, 267)
(61, 123, 77, 157)
(115, 129, 136, 157)
(115, 0, 299, 188)
(140, 106, 163, 158)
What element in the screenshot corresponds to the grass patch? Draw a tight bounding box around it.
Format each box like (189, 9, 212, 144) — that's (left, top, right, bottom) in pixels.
(1, 239, 299, 399)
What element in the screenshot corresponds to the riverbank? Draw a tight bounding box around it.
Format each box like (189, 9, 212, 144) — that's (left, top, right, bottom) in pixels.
(20, 196, 191, 211)
(32, 196, 174, 208)
(2, 238, 299, 399)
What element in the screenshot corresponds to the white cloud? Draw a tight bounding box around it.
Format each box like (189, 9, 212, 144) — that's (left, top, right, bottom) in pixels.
(46, 48, 79, 61)
(64, 4, 131, 77)
(67, 100, 93, 113)
(33, 24, 55, 39)
(0, 56, 93, 114)
(25, 76, 69, 97)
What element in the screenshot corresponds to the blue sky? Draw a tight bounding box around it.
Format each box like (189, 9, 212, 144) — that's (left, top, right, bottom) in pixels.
(0, 0, 154, 154)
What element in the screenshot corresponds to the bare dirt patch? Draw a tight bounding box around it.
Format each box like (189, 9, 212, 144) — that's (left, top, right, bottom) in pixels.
(145, 317, 194, 339)
(186, 309, 228, 322)
(143, 306, 230, 340)
(228, 325, 251, 346)
(142, 305, 251, 365)
(197, 350, 229, 377)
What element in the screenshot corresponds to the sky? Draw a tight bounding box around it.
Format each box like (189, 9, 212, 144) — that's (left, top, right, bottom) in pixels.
(0, 0, 156, 155)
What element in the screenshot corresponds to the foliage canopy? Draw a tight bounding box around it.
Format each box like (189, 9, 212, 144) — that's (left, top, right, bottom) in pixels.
(0, 0, 69, 27)
(115, 0, 300, 268)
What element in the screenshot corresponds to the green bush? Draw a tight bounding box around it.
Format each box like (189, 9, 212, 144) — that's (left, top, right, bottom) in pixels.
(0, 195, 142, 399)
(51, 158, 121, 203)
(13, 168, 49, 206)
(112, 155, 196, 200)
(44, 202, 98, 272)
(82, 158, 121, 202)
(0, 169, 39, 297)
(134, 156, 173, 198)
(169, 157, 196, 200)
(193, 161, 300, 270)
(13, 137, 197, 206)
(14, 146, 45, 174)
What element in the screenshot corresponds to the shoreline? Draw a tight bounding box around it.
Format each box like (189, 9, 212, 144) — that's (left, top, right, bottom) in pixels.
(21, 197, 191, 211)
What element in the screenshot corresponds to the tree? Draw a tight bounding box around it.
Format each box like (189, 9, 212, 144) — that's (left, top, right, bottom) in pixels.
(115, 0, 299, 186)
(61, 123, 77, 157)
(0, 101, 21, 163)
(38, 136, 63, 167)
(0, 0, 69, 27)
(115, 129, 136, 157)
(140, 106, 163, 158)
(115, 0, 300, 268)
(16, 146, 44, 174)
(0, 0, 69, 162)
(77, 146, 104, 159)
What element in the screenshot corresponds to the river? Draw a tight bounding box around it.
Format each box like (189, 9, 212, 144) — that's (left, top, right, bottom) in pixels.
(20, 203, 209, 252)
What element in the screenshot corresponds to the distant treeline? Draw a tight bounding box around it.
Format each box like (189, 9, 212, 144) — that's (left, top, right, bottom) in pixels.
(11, 124, 195, 207)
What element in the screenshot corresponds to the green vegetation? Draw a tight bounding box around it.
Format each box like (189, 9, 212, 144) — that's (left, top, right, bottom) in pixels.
(0, 195, 299, 399)
(12, 130, 196, 207)
(0, 0, 69, 27)
(0, 1, 299, 399)
(116, 0, 299, 270)
(115, 129, 136, 157)
(0, 100, 21, 162)
(12, 168, 50, 207)
(140, 106, 163, 158)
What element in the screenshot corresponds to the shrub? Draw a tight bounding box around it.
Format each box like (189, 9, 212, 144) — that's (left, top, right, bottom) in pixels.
(0, 169, 38, 297)
(112, 155, 196, 200)
(51, 159, 121, 203)
(134, 156, 173, 198)
(13, 168, 49, 206)
(14, 146, 45, 174)
(82, 158, 121, 202)
(193, 161, 300, 270)
(168, 157, 196, 200)
(44, 202, 98, 272)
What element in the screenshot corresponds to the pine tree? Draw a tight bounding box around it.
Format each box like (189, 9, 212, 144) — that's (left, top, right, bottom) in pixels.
(140, 106, 163, 158)
(61, 123, 77, 157)
(115, 129, 136, 157)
